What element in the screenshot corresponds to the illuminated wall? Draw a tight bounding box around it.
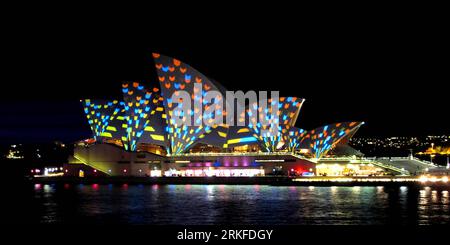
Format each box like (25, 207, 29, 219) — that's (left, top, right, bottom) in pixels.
(81, 99, 121, 139)
(249, 97, 304, 152)
(225, 126, 259, 149)
(195, 125, 230, 149)
(136, 91, 168, 147)
(300, 122, 364, 158)
(120, 81, 154, 151)
(152, 53, 226, 154)
(283, 127, 306, 152)
(82, 82, 167, 152)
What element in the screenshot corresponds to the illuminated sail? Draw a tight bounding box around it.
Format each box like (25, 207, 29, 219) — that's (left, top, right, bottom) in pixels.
(300, 122, 364, 158)
(153, 53, 225, 154)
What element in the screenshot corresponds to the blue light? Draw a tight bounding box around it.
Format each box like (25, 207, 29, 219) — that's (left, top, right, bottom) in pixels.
(240, 137, 257, 143)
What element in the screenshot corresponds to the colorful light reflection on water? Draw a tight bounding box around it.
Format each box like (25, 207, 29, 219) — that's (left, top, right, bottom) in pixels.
(9, 185, 450, 225)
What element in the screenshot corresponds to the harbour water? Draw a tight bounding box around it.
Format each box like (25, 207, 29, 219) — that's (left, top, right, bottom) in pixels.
(7, 184, 450, 225)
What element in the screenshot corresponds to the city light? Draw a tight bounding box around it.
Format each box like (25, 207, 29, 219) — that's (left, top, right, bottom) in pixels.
(419, 175, 428, 183)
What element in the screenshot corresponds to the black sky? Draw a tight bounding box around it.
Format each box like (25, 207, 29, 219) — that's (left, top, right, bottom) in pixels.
(1, 13, 449, 144)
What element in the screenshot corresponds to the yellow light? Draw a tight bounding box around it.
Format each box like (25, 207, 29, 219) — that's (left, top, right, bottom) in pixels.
(299, 149, 309, 154)
(106, 126, 117, 132)
(227, 138, 241, 144)
(150, 134, 165, 141)
(217, 131, 227, 138)
(175, 160, 190, 163)
(100, 132, 112, 138)
(237, 128, 250, 133)
(442, 176, 448, 183)
(419, 176, 428, 183)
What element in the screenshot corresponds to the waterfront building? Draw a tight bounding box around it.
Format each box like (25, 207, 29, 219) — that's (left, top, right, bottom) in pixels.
(66, 53, 367, 177)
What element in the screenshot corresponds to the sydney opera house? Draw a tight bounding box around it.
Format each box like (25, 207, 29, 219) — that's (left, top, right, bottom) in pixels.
(65, 53, 368, 177)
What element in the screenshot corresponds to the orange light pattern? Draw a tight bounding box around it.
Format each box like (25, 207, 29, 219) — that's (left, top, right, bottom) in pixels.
(153, 53, 226, 154)
(81, 99, 120, 139)
(248, 97, 304, 152)
(283, 127, 306, 152)
(300, 122, 364, 158)
(120, 81, 154, 151)
(82, 82, 164, 151)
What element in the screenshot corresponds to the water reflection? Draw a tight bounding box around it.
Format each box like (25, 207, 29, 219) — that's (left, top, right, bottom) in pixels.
(11, 184, 447, 225)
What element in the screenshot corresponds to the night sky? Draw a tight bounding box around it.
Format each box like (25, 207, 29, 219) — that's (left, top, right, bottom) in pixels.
(1, 20, 448, 144)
